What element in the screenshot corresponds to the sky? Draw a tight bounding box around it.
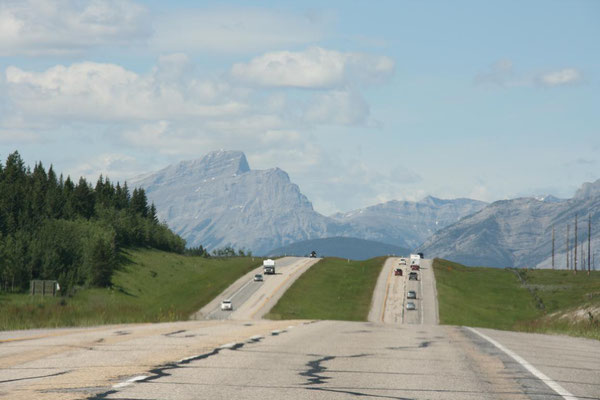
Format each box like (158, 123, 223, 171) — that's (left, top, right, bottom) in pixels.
(1, 0, 599, 215)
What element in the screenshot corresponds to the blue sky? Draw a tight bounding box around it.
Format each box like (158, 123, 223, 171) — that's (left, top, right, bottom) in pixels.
(1, 0, 598, 214)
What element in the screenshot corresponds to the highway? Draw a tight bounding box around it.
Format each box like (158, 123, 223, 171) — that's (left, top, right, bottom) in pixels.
(195, 256, 320, 320)
(2, 319, 598, 399)
(369, 257, 438, 325)
(2, 255, 599, 399)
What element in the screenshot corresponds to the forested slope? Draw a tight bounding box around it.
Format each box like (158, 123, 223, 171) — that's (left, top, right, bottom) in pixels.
(0, 151, 185, 294)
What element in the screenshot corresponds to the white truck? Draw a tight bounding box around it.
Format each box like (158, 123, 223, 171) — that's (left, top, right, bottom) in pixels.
(410, 253, 421, 265)
(263, 259, 276, 275)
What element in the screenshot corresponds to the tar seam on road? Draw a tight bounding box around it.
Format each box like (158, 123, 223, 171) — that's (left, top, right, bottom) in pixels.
(87, 327, 280, 400)
(466, 327, 579, 400)
(300, 355, 335, 385)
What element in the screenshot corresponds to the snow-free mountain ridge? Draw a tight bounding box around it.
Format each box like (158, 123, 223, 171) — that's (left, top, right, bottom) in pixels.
(419, 179, 600, 269)
(130, 150, 485, 256)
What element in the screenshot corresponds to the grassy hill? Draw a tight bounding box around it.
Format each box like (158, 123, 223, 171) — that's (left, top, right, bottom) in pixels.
(268, 237, 409, 260)
(0, 248, 261, 330)
(266, 257, 386, 321)
(434, 258, 600, 339)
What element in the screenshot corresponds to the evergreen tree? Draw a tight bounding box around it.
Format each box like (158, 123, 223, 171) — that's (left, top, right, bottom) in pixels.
(130, 188, 149, 217)
(73, 177, 95, 219)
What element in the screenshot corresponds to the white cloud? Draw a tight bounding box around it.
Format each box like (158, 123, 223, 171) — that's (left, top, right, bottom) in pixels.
(151, 7, 328, 54)
(231, 47, 395, 88)
(538, 68, 581, 87)
(5, 62, 247, 122)
(69, 153, 147, 182)
(304, 90, 369, 125)
(477, 60, 583, 89)
(0, 129, 41, 144)
(0, 0, 150, 56)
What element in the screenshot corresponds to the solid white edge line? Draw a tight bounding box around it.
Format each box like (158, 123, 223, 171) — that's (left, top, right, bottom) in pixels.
(466, 327, 579, 400)
(112, 375, 149, 389)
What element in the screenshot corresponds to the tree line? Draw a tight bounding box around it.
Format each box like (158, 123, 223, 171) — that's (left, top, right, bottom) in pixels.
(0, 151, 185, 293)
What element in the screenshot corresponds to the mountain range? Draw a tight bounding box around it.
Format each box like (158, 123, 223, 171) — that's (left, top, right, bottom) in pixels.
(419, 180, 600, 268)
(131, 150, 599, 268)
(130, 150, 483, 256)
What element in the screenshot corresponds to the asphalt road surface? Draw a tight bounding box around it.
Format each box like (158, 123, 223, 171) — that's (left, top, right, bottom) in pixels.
(2, 320, 598, 399)
(369, 258, 438, 325)
(3, 256, 598, 400)
(196, 257, 320, 320)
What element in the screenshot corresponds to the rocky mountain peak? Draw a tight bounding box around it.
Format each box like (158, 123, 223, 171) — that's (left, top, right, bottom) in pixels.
(574, 179, 600, 200)
(194, 150, 250, 177)
(420, 196, 445, 206)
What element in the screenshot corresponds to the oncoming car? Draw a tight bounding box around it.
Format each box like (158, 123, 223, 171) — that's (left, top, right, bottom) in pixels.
(220, 299, 233, 311)
(254, 274, 264, 282)
(409, 272, 418, 281)
(406, 302, 416, 310)
(407, 290, 417, 299)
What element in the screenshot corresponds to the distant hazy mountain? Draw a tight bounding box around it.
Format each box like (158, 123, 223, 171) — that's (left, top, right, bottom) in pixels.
(419, 179, 600, 269)
(130, 150, 487, 256)
(268, 237, 410, 260)
(534, 194, 565, 203)
(330, 196, 488, 249)
(130, 150, 338, 254)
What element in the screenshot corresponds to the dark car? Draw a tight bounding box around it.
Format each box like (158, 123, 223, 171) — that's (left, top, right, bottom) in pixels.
(410, 264, 420, 271)
(394, 268, 403, 276)
(409, 272, 418, 281)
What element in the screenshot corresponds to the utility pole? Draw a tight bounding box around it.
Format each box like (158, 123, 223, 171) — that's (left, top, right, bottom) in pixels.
(552, 226, 555, 269)
(566, 224, 570, 270)
(589, 213, 592, 276)
(573, 214, 577, 274)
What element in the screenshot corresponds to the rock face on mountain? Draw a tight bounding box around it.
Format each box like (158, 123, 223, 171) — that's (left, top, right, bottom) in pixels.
(130, 150, 489, 257)
(330, 196, 488, 249)
(419, 179, 600, 269)
(130, 150, 335, 254)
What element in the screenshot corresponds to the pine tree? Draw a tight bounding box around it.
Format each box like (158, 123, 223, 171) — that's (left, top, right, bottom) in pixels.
(130, 188, 149, 217)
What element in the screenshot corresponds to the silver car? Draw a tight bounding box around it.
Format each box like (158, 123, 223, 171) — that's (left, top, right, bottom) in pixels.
(406, 302, 416, 310)
(220, 300, 233, 311)
(254, 274, 264, 282)
(407, 290, 417, 299)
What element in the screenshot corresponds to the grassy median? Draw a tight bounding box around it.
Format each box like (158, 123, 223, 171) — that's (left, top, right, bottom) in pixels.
(434, 258, 600, 339)
(266, 257, 386, 321)
(0, 248, 261, 330)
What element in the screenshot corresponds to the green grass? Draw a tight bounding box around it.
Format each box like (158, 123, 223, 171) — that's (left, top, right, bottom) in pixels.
(434, 258, 600, 339)
(0, 248, 262, 330)
(266, 257, 385, 321)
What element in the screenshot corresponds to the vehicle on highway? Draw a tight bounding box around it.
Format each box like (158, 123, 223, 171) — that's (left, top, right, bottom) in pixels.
(406, 302, 416, 310)
(399, 259, 406, 265)
(394, 267, 403, 276)
(310, 251, 317, 258)
(409, 272, 418, 281)
(263, 259, 276, 274)
(254, 274, 263, 282)
(220, 300, 233, 311)
(410, 264, 420, 271)
(407, 290, 416, 299)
